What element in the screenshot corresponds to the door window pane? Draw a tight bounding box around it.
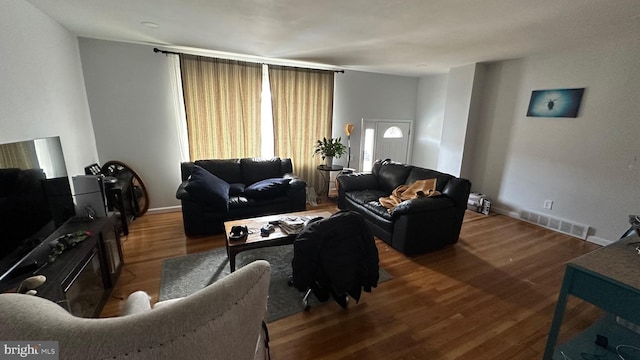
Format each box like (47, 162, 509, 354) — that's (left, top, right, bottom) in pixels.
(383, 126, 403, 138)
(362, 128, 375, 172)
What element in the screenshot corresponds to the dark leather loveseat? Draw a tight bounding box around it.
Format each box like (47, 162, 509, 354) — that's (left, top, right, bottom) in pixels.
(176, 157, 307, 236)
(337, 159, 471, 255)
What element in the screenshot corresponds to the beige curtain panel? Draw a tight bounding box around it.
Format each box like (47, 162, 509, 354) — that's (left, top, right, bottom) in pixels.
(180, 55, 262, 160)
(0, 141, 39, 169)
(269, 66, 334, 192)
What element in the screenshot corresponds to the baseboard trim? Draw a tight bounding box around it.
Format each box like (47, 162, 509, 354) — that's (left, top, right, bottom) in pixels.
(585, 236, 614, 247)
(147, 206, 181, 214)
(490, 206, 513, 217)
(491, 205, 603, 243)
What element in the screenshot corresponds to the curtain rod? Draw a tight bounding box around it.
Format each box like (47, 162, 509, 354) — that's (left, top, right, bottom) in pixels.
(153, 47, 344, 73)
(154, 48, 181, 56)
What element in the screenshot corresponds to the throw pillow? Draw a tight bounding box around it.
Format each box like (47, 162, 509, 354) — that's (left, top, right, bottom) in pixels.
(185, 165, 230, 210)
(244, 178, 290, 199)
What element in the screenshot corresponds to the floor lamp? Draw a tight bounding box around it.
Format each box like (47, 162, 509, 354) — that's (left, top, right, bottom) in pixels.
(345, 124, 355, 168)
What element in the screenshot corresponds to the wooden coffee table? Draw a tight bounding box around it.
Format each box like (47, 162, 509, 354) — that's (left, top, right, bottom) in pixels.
(224, 210, 332, 272)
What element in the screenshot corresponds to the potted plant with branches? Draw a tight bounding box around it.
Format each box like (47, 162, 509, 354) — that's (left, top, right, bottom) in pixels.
(314, 137, 347, 167)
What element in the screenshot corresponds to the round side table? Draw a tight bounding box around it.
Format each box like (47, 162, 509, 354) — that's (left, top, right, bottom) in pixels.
(317, 165, 343, 198)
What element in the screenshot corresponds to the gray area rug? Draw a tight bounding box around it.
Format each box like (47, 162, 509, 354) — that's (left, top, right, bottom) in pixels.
(159, 245, 392, 322)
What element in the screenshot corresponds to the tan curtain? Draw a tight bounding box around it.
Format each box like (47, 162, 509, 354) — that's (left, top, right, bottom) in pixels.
(269, 66, 334, 192)
(180, 55, 262, 160)
(0, 141, 39, 169)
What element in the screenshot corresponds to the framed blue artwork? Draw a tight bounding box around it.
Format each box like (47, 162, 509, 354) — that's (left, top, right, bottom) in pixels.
(526, 88, 585, 118)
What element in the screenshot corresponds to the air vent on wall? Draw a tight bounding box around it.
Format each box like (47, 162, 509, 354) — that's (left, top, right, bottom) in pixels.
(519, 209, 589, 240)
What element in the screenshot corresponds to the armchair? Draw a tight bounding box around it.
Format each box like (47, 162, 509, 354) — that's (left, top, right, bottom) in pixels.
(0, 260, 271, 360)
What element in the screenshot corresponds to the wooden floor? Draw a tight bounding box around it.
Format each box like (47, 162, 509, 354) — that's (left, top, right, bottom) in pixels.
(101, 201, 603, 359)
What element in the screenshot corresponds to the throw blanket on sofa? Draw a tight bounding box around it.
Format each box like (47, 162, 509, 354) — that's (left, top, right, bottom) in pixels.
(379, 179, 441, 211)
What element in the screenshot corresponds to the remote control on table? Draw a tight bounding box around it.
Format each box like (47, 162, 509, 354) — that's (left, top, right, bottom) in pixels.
(260, 224, 275, 236)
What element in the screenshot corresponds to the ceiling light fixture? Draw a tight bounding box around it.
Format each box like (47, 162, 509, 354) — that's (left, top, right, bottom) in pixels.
(141, 21, 159, 28)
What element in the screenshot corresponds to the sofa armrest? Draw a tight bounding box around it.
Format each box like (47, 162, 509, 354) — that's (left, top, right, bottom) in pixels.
(180, 162, 195, 181)
(176, 180, 189, 200)
(390, 196, 454, 218)
(442, 177, 472, 209)
(441, 177, 471, 242)
(121, 290, 152, 316)
(336, 173, 380, 209)
(284, 174, 307, 190)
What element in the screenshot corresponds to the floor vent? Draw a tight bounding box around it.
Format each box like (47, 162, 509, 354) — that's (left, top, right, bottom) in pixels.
(519, 209, 589, 240)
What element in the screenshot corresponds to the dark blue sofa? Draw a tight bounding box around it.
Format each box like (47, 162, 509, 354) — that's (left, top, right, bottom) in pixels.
(176, 157, 307, 236)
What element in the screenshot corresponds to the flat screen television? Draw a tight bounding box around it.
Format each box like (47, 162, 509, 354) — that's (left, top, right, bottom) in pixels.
(0, 136, 75, 290)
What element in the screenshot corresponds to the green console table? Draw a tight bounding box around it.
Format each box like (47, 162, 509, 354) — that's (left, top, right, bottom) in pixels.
(544, 233, 640, 359)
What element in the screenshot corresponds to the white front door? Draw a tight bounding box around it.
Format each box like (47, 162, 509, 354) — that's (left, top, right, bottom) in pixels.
(360, 119, 412, 172)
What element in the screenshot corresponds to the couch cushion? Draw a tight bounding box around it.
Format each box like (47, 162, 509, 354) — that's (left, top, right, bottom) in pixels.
(343, 196, 394, 235)
(229, 195, 289, 209)
(185, 165, 230, 210)
(241, 158, 282, 185)
(244, 178, 290, 199)
(345, 189, 388, 205)
(194, 159, 242, 184)
(345, 189, 393, 220)
(363, 200, 393, 220)
(406, 167, 452, 192)
(229, 183, 246, 196)
(377, 161, 412, 193)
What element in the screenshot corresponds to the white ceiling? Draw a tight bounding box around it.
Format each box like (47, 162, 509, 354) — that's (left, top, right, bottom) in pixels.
(27, 0, 640, 76)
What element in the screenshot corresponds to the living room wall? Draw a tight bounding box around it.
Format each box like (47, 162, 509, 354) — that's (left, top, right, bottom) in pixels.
(468, 44, 640, 243)
(332, 71, 418, 169)
(413, 74, 448, 169)
(78, 39, 184, 211)
(78, 38, 422, 210)
(8, 1, 636, 244)
(0, 1, 98, 177)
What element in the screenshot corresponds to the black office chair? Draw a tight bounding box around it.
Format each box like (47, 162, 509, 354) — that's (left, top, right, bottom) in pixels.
(290, 210, 380, 310)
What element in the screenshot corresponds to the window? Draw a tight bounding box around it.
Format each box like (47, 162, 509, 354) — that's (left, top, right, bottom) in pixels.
(383, 126, 403, 138)
(178, 55, 335, 192)
(260, 64, 275, 159)
(179, 55, 262, 160)
(362, 128, 375, 172)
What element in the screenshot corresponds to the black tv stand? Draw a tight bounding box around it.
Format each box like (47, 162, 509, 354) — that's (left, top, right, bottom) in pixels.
(8, 214, 123, 318)
(7, 259, 39, 279)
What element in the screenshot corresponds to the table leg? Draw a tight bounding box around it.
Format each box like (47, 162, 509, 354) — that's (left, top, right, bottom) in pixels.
(229, 248, 237, 272)
(543, 267, 574, 359)
(318, 171, 329, 196)
(106, 187, 129, 235)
